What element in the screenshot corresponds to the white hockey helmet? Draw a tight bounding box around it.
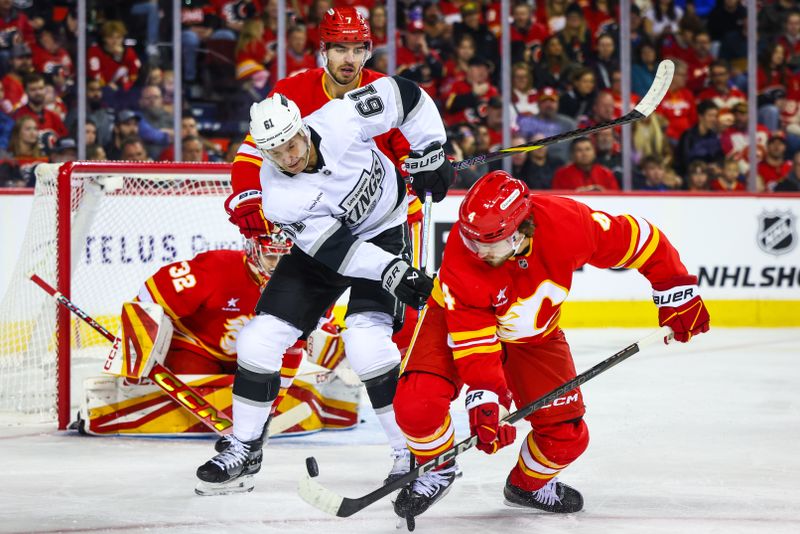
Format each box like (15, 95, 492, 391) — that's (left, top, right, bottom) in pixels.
(249, 93, 306, 152)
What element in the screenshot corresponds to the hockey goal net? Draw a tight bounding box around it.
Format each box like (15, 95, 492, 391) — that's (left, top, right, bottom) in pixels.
(0, 162, 239, 429)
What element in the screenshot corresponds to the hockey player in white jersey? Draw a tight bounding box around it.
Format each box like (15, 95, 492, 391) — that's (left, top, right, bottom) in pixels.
(195, 75, 454, 495)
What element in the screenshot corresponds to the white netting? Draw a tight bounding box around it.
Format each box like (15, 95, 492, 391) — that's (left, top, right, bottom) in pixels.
(0, 162, 236, 425)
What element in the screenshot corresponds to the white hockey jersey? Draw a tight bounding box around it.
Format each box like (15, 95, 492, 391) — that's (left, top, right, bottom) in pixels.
(259, 76, 446, 281)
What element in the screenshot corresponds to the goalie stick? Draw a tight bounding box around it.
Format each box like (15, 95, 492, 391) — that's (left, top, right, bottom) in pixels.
(30, 273, 235, 435)
(452, 59, 675, 172)
(298, 326, 673, 517)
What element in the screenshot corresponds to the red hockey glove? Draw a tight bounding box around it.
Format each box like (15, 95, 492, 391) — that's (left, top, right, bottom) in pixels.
(465, 388, 516, 454)
(652, 274, 710, 343)
(224, 189, 273, 238)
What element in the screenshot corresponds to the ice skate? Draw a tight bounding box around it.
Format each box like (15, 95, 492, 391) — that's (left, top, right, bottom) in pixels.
(385, 447, 412, 484)
(393, 462, 459, 522)
(195, 435, 263, 496)
(503, 476, 584, 513)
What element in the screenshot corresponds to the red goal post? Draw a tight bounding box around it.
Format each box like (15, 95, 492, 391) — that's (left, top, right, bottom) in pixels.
(0, 162, 236, 429)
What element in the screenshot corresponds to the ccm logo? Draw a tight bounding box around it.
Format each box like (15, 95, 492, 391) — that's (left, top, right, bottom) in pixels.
(542, 393, 579, 409)
(653, 287, 694, 306)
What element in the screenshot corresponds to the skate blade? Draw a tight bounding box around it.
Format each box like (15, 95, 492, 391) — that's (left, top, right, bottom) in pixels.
(195, 475, 255, 496)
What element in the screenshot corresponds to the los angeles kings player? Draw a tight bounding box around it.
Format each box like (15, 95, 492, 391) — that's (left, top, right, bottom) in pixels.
(195, 75, 454, 495)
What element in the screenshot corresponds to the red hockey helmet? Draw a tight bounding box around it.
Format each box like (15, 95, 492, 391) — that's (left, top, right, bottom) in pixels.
(319, 7, 372, 46)
(459, 171, 533, 254)
(244, 230, 293, 279)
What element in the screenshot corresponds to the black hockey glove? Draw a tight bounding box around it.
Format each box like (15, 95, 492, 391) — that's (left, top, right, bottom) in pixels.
(405, 141, 455, 203)
(381, 258, 434, 308)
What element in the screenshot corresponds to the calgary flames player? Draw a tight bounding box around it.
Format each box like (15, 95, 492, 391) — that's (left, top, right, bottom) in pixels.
(393, 171, 710, 521)
(76, 232, 361, 438)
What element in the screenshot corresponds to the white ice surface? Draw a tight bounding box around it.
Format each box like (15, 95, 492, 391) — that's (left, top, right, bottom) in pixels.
(2, 328, 799, 534)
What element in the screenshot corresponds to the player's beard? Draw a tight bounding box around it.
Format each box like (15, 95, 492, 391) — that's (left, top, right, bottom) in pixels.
(330, 61, 360, 86)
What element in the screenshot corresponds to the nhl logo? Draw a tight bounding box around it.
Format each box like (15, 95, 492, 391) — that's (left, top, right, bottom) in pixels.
(756, 210, 797, 256)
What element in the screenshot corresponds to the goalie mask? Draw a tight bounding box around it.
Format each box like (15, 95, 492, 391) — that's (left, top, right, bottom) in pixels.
(319, 7, 373, 80)
(459, 171, 533, 262)
(249, 94, 311, 173)
(244, 231, 293, 280)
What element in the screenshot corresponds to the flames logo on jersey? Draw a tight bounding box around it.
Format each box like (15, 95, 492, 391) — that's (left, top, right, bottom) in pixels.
(496, 281, 568, 340)
(219, 315, 253, 355)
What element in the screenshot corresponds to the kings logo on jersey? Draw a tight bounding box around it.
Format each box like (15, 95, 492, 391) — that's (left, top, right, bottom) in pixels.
(339, 151, 386, 227)
(757, 210, 797, 256)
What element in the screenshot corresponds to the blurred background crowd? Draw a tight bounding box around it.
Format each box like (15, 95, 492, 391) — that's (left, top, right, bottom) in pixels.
(1, 0, 799, 192)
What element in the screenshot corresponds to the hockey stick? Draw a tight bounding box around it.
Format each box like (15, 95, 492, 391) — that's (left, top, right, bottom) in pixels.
(452, 60, 674, 172)
(420, 192, 433, 277)
(268, 402, 313, 436)
(29, 273, 235, 435)
(298, 326, 673, 517)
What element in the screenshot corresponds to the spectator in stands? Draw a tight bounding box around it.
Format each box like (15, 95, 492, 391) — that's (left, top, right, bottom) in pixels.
(720, 102, 770, 163)
(484, 97, 504, 151)
(510, 62, 538, 126)
(136, 84, 173, 159)
(777, 11, 800, 73)
(158, 115, 219, 161)
(758, 131, 792, 191)
(583, 0, 615, 37)
(2, 42, 34, 113)
(526, 133, 559, 189)
(540, 0, 567, 34)
(88, 21, 141, 95)
(631, 39, 659, 98)
(646, 0, 683, 41)
(601, 2, 651, 50)
(181, 135, 205, 163)
(578, 90, 615, 129)
(0, 0, 35, 73)
(708, 0, 747, 49)
(558, 66, 596, 120)
(552, 136, 619, 191)
(608, 68, 637, 116)
(444, 56, 497, 126)
(697, 60, 746, 129)
(557, 3, 592, 65)
(634, 113, 673, 169)
(661, 14, 702, 64)
(658, 59, 696, 144)
(421, 2, 452, 57)
(508, 134, 537, 185)
(278, 25, 316, 79)
(636, 155, 679, 191)
(14, 73, 68, 139)
(48, 137, 77, 164)
(368, 3, 388, 48)
(120, 136, 150, 162)
(686, 160, 711, 191)
(31, 25, 72, 79)
(64, 78, 114, 147)
(676, 99, 723, 176)
(686, 30, 714, 92)
(8, 115, 46, 179)
(235, 18, 271, 100)
(758, 0, 797, 46)
(517, 87, 576, 165)
(0, 83, 12, 149)
(397, 19, 445, 100)
(590, 33, 619, 91)
(710, 157, 746, 191)
(757, 42, 794, 132)
(532, 34, 576, 90)
(450, 129, 486, 190)
(84, 119, 97, 148)
(440, 34, 476, 101)
(105, 110, 140, 160)
(594, 128, 622, 185)
(86, 143, 107, 161)
(773, 151, 800, 191)
(510, 0, 548, 63)
(452, 2, 500, 79)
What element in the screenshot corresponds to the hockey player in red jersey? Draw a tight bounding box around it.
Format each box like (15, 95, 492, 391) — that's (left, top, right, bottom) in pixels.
(393, 171, 710, 520)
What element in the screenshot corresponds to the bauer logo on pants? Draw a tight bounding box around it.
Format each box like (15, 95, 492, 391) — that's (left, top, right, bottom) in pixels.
(757, 210, 796, 256)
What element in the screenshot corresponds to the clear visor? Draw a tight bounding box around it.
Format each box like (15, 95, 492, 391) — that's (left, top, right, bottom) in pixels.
(460, 229, 525, 259)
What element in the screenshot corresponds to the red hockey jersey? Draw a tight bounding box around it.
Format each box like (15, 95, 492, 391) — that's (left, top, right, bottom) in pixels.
(138, 250, 262, 362)
(429, 194, 689, 390)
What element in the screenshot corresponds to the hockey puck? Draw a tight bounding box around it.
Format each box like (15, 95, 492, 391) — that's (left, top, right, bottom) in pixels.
(306, 456, 320, 478)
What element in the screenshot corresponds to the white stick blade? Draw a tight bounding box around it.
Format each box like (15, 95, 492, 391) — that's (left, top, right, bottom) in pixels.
(268, 402, 313, 437)
(633, 60, 675, 117)
(298, 475, 344, 516)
